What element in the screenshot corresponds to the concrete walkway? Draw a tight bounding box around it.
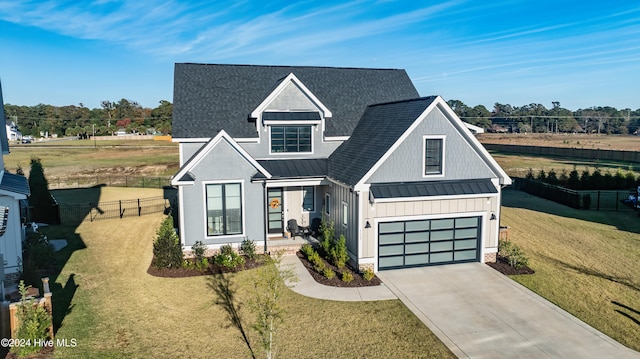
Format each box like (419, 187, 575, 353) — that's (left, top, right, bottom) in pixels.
(282, 255, 396, 301)
(377, 263, 640, 359)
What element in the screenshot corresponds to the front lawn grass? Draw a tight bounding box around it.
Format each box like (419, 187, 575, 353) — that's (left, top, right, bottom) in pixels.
(501, 188, 640, 351)
(48, 188, 454, 358)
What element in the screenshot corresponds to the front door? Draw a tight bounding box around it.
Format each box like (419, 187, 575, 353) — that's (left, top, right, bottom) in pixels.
(267, 188, 284, 234)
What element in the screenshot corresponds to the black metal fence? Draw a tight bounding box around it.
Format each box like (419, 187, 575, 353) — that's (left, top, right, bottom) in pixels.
(57, 196, 170, 225)
(484, 143, 640, 164)
(517, 178, 636, 211)
(48, 176, 172, 190)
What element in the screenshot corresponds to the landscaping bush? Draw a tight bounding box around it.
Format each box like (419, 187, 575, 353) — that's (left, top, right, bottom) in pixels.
(341, 271, 354, 283)
(240, 238, 257, 260)
(153, 215, 183, 268)
(300, 243, 315, 258)
(323, 267, 335, 280)
(190, 241, 208, 270)
(214, 244, 245, 270)
(498, 240, 529, 269)
(11, 281, 52, 358)
(319, 220, 335, 255)
(362, 268, 375, 281)
(330, 235, 349, 269)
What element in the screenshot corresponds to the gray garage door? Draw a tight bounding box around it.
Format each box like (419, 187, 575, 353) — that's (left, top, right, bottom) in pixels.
(378, 216, 481, 270)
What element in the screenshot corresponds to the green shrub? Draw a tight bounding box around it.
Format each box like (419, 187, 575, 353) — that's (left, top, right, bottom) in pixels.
(153, 215, 183, 268)
(11, 281, 52, 357)
(362, 268, 375, 281)
(341, 271, 354, 283)
(309, 251, 325, 273)
(191, 241, 207, 269)
(330, 235, 349, 269)
(300, 243, 315, 258)
(323, 267, 335, 280)
(214, 245, 245, 269)
(319, 221, 335, 255)
(240, 238, 257, 260)
(498, 240, 529, 269)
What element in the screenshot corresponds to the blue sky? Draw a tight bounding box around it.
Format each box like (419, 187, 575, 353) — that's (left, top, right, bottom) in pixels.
(1, 1, 639, 111)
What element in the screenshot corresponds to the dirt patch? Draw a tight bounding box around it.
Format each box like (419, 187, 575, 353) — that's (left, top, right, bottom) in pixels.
(147, 255, 266, 278)
(486, 256, 535, 275)
(296, 251, 381, 287)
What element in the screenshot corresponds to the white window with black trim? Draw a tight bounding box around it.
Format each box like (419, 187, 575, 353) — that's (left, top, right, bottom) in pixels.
(325, 193, 331, 215)
(270, 125, 312, 153)
(302, 186, 315, 212)
(342, 201, 348, 227)
(423, 135, 445, 176)
(205, 182, 243, 236)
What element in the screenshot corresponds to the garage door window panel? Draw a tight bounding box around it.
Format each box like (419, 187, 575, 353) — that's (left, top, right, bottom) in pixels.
(430, 252, 453, 263)
(430, 230, 454, 241)
(379, 233, 404, 245)
(431, 219, 454, 230)
(455, 250, 477, 261)
(405, 254, 429, 266)
(406, 243, 429, 254)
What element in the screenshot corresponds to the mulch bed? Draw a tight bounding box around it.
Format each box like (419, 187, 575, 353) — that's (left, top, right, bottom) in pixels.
(486, 256, 535, 275)
(296, 251, 381, 287)
(2, 345, 54, 359)
(147, 255, 266, 278)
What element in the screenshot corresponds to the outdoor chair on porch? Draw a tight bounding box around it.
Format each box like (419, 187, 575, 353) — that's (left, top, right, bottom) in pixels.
(287, 219, 310, 240)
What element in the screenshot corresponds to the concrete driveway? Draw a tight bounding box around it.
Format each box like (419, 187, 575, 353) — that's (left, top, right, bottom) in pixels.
(377, 263, 640, 359)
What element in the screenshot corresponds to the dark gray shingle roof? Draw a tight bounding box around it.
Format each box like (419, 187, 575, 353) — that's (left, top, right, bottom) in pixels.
(172, 64, 419, 139)
(255, 159, 327, 179)
(328, 97, 437, 186)
(370, 179, 497, 199)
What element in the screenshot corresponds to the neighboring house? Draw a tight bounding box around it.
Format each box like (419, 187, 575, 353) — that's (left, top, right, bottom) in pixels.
(0, 80, 31, 285)
(5, 121, 22, 141)
(171, 64, 511, 272)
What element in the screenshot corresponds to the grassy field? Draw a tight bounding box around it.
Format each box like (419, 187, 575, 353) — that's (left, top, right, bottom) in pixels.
(501, 188, 640, 351)
(45, 188, 454, 359)
(479, 133, 640, 151)
(5, 141, 178, 179)
(491, 152, 640, 179)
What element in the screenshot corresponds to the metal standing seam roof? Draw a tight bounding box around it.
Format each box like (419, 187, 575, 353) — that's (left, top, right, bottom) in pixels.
(262, 112, 321, 121)
(370, 179, 497, 199)
(254, 159, 327, 179)
(0, 172, 30, 196)
(172, 63, 419, 139)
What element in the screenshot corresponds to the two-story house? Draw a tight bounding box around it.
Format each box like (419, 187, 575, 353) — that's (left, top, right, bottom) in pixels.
(171, 64, 511, 272)
(0, 80, 31, 287)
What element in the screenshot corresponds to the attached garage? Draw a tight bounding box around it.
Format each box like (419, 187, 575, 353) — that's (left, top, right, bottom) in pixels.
(378, 216, 481, 270)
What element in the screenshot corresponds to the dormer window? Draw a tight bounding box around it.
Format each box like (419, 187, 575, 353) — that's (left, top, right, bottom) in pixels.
(271, 125, 312, 153)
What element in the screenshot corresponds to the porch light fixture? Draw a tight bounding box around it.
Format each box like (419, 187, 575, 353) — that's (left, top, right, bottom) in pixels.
(365, 220, 371, 229)
(490, 213, 497, 220)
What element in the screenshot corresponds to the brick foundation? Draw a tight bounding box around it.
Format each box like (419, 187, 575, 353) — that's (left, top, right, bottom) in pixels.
(484, 252, 497, 263)
(358, 263, 374, 273)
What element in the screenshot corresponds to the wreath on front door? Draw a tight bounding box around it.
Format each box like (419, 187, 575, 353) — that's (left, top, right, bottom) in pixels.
(269, 198, 281, 209)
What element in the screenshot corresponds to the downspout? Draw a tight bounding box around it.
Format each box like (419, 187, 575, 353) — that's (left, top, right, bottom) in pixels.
(263, 180, 268, 254)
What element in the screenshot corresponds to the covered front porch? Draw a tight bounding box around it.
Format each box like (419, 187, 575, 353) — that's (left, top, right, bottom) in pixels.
(253, 159, 330, 243)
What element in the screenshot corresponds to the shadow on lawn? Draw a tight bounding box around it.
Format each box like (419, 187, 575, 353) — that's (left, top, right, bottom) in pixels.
(546, 255, 640, 293)
(207, 273, 256, 359)
(502, 187, 640, 235)
(612, 301, 640, 327)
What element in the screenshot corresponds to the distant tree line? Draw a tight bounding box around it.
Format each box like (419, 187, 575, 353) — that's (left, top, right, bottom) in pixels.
(447, 100, 640, 135)
(3, 98, 172, 138)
